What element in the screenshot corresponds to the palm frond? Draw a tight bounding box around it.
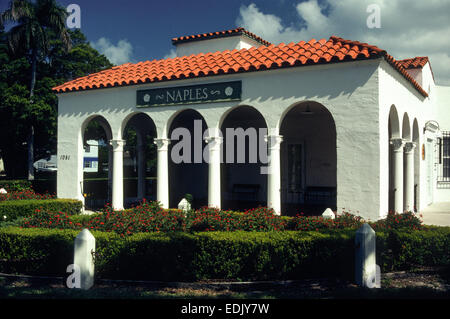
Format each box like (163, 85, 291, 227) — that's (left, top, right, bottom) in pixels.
(7, 22, 30, 53)
(10, 0, 34, 21)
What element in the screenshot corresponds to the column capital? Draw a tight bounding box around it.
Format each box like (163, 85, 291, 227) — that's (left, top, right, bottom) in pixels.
(204, 135, 223, 151)
(265, 135, 284, 150)
(390, 138, 405, 152)
(154, 138, 171, 151)
(404, 141, 416, 153)
(109, 139, 126, 151)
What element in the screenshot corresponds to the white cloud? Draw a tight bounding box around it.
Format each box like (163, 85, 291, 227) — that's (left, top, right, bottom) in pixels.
(237, 0, 450, 85)
(163, 49, 177, 59)
(92, 37, 134, 65)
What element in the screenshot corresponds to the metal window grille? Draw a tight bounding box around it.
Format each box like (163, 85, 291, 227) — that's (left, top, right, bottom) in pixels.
(437, 131, 450, 184)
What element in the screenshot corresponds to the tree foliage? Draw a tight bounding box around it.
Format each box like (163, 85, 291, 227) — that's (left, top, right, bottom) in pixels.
(0, 12, 112, 177)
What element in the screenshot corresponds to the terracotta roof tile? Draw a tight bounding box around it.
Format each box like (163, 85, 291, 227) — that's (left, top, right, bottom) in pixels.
(53, 35, 428, 97)
(397, 56, 429, 69)
(172, 27, 272, 46)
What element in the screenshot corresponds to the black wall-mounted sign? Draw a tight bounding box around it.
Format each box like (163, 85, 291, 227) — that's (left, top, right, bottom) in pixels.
(137, 81, 241, 107)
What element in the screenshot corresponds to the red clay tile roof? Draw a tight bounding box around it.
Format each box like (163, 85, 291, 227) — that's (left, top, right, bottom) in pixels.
(397, 56, 429, 69)
(329, 37, 428, 97)
(52, 35, 428, 97)
(172, 27, 272, 46)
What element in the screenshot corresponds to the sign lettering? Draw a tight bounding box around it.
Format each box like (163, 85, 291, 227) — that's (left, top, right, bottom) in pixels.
(137, 81, 241, 107)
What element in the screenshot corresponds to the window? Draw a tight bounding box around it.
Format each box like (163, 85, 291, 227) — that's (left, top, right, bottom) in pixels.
(84, 161, 91, 168)
(438, 131, 450, 183)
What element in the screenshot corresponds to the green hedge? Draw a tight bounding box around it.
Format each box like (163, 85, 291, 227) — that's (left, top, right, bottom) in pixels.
(0, 199, 82, 221)
(0, 180, 32, 192)
(1, 226, 449, 281)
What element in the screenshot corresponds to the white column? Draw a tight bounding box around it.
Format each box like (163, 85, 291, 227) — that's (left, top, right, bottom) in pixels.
(107, 145, 113, 202)
(137, 131, 145, 200)
(110, 139, 125, 210)
(154, 138, 171, 208)
(265, 134, 283, 215)
(390, 138, 405, 213)
(404, 142, 416, 212)
(205, 135, 223, 209)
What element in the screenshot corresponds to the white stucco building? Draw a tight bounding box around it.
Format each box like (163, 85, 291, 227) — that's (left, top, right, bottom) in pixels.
(53, 28, 450, 220)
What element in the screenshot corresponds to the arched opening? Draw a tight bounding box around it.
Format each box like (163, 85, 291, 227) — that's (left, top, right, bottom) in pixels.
(220, 105, 268, 211)
(413, 119, 420, 211)
(402, 113, 411, 141)
(81, 115, 112, 210)
(122, 113, 157, 207)
(280, 101, 337, 216)
(168, 109, 208, 208)
(388, 105, 400, 212)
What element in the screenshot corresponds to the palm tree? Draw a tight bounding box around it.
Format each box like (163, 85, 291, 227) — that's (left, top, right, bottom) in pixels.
(1, 0, 71, 180)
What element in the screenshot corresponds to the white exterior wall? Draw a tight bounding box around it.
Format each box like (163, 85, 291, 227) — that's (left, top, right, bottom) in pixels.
(378, 59, 441, 213)
(175, 35, 262, 56)
(58, 59, 385, 219)
(434, 84, 450, 202)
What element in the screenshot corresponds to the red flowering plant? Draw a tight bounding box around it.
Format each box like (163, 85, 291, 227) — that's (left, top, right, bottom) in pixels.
(371, 210, 423, 231)
(21, 210, 81, 230)
(21, 200, 187, 236)
(84, 200, 186, 235)
(240, 207, 286, 231)
(289, 214, 334, 231)
(289, 211, 364, 231)
(187, 207, 241, 232)
(0, 189, 56, 201)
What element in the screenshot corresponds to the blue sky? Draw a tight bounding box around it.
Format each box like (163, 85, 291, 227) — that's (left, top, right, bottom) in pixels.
(3, 0, 312, 62)
(1, 0, 450, 84)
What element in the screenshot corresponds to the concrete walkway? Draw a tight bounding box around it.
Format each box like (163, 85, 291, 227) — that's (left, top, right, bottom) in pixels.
(420, 202, 450, 226)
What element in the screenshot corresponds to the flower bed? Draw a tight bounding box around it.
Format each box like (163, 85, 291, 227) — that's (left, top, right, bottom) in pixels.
(18, 200, 424, 236)
(0, 189, 56, 201)
(0, 180, 32, 192)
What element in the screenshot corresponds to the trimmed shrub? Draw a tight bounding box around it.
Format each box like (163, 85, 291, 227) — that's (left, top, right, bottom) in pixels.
(377, 226, 450, 271)
(0, 227, 75, 275)
(1, 226, 449, 281)
(0, 199, 82, 222)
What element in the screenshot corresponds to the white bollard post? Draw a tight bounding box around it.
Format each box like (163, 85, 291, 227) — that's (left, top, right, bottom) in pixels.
(73, 229, 95, 290)
(322, 208, 335, 219)
(178, 198, 191, 214)
(355, 223, 379, 288)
